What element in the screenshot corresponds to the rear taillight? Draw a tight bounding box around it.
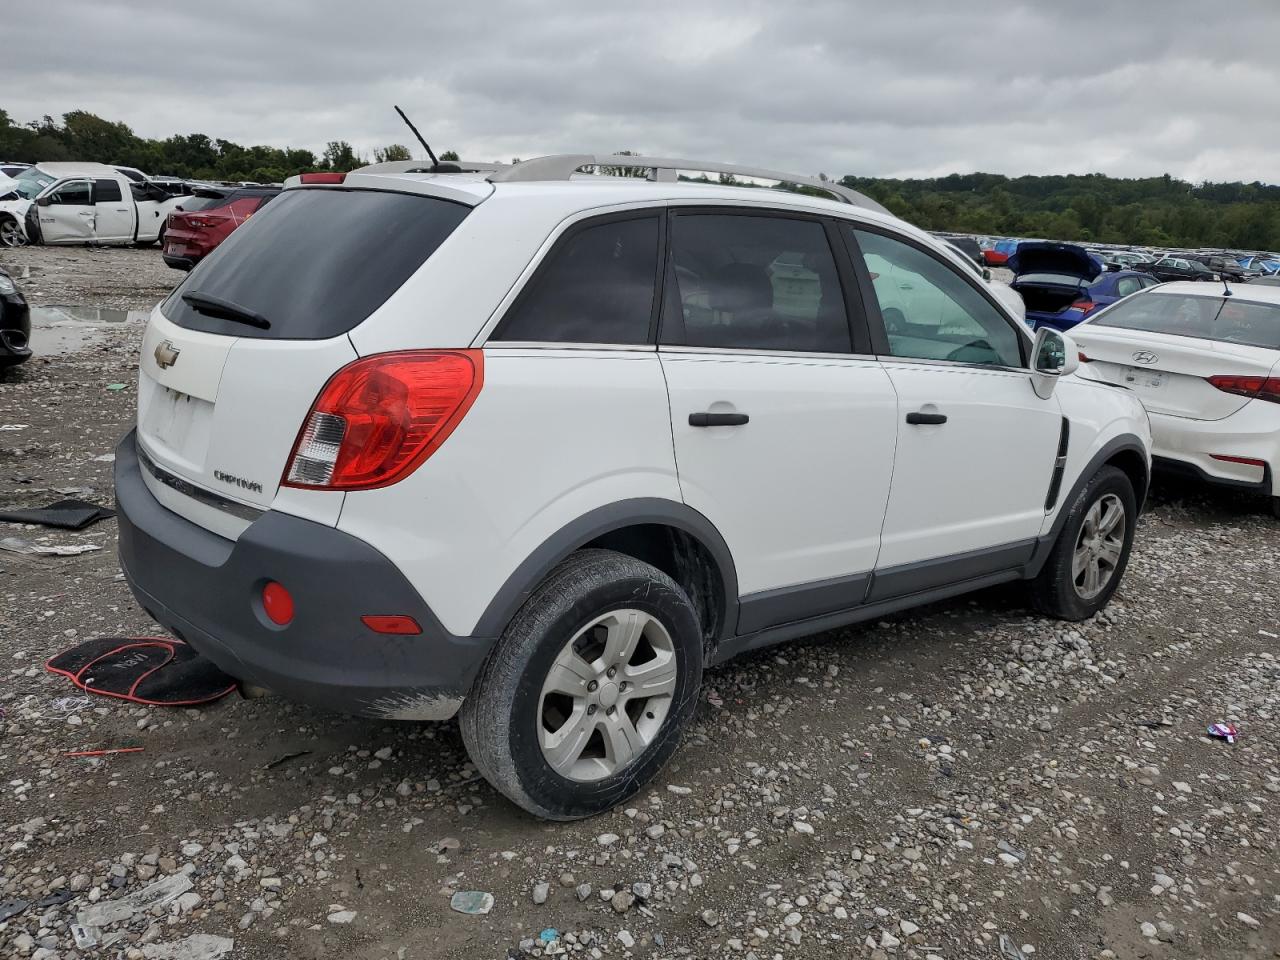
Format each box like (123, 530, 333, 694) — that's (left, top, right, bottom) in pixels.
(283, 350, 483, 490)
(1070, 298, 1096, 316)
(300, 172, 346, 184)
(184, 215, 230, 230)
(1206, 375, 1280, 404)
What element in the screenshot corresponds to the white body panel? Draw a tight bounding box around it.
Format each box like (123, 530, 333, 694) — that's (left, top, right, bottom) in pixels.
(1147, 402, 1280, 493)
(875, 362, 1063, 566)
(660, 351, 897, 593)
(137, 307, 352, 533)
(1052, 376, 1154, 510)
(335, 348, 681, 636)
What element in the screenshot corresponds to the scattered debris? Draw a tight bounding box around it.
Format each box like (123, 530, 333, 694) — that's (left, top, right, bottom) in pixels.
(998, 933, 1024, 960)
(0, 424, 28, 431)
(0, 898, 29, 922)
(0, 498, 116, 530)
(450, 891, 495, 915)
(1207, 722, 1238, 745)
(71, 922, 99, 949)
(77, 869, 194, 927)
(106, 383, 127, 391)
(265, 749, 311, 770)
(141, 934, 235, 960)
(0, 536, 101, 556)
(65, 746, 146, 758)
(538, 928, 559, 944)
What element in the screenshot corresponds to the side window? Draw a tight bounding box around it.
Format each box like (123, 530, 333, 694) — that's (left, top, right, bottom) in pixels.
(848, 227, 1023, 368)
(94, 179, 123, 204)
(49, 181, 92, 206)
(1115, 276, 1141, 297)
(495, 215, 659, 344)
(663, 213, 852, 353)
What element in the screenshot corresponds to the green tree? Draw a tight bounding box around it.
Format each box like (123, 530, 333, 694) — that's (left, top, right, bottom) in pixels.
(321, 140, 363, 172)
(374, 144, 412, 163)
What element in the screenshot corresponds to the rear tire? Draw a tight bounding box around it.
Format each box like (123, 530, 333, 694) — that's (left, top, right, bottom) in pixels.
(1270, 497, 1280, 520)
(1031, 466, 1136, 621)
(460, 549, 703, 820)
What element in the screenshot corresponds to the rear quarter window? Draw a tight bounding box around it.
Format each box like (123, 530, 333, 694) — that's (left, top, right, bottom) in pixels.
(163, 188, 469, 340)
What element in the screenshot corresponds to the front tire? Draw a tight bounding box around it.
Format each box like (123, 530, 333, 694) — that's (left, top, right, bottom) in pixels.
(1031, 466, 1136, 620)
(460, 549, 703, 820)
(0, 216, 26, 247)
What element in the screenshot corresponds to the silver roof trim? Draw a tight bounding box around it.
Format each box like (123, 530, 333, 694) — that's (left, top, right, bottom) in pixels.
(353, 159, 508, 175)
(488, 154, 889, 215)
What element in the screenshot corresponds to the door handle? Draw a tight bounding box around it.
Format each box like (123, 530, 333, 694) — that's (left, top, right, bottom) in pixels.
(689, 412, 749, 427)
(905, 411, 947, 425)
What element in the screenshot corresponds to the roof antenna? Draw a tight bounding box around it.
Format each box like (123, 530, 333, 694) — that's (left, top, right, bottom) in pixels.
(1221, 270, 1233, 298)
(393, 105, 459, 172)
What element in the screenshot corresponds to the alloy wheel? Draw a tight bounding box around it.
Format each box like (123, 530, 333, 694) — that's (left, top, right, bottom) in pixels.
(1072, 493, 1125, 600)
(537, 609, 677, 782)
(0, 219, 26, 247)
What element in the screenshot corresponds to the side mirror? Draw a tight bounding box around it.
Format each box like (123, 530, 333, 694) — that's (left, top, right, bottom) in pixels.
(981, 267, 992, 281)
(1030, 327, 1079, 399)
(36, 196, 51, 207)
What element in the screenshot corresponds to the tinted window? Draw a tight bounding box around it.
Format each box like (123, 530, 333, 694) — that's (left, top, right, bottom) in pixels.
(1114, 276, 1142, 297)
(49, 180, 91, 205)
(176, 194, 230, 213)
(164, 188, 469, 340)
(94, 179, 123, 203)
(850, 228, 1022, 367)
(1090, 292, 1280, 349)
(663, 214, 851, 353)
(495, 216, 658, 344)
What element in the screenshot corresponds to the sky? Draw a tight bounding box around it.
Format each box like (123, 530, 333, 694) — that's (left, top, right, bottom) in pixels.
(6, 0, 1280, 183)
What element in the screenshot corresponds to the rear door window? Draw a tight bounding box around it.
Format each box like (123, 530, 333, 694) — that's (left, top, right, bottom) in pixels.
(94, 179, 123, 203)
(494, 214, 660, 344)
(1114, 276, 1142, 297)
(164, 188, 469, 340)
(662, 213, 853, 353)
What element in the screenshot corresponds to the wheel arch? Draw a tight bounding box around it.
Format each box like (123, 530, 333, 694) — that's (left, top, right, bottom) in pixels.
(1027, 433, 1149, 578)
(472, 498, 739, 657)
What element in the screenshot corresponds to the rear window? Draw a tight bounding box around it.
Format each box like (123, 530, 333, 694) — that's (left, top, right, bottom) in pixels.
(177, 193, 231, 212)
(1090, 292, 1280, 350)
(163, 188, 469, 340)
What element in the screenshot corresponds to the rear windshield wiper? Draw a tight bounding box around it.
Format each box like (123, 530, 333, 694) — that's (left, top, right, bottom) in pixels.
(181, 291, 270, 330)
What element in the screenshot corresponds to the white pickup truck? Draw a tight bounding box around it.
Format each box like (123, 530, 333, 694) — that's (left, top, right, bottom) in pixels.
(0, 162, 186, 247)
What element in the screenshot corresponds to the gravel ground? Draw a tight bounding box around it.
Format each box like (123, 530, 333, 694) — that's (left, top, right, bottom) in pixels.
(1, 247, 1278, 960)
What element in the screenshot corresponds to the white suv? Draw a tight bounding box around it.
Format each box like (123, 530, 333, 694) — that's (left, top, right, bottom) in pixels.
(115, 155, 1152, 819)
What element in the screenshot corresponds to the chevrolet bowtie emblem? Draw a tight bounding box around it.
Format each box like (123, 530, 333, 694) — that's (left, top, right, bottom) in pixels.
(154, 340, 181, 369)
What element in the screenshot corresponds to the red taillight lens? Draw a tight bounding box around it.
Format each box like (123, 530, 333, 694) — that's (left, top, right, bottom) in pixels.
(284, 350, 483, 490)
(262, 581, 295, 625)
(361, 615, 422, 635)
(1078, 352, 1093, 363)
(300, 172, 346, 184)
(184, 215, 230, 230)
(1070, 298, 1096, 315)
(1206, 375, 1280, 403)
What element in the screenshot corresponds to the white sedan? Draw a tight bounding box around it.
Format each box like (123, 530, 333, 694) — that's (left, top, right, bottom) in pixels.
(1071, 281, 1280, 517)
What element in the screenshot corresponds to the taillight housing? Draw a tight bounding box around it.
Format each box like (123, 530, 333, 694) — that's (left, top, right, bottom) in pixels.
(300, 172, 346, 184)
(184, 215, 229, 230)
(283, 350, 483, 490)
(1070, 298, 1096, 316)
(1206, 375, 1280, 404)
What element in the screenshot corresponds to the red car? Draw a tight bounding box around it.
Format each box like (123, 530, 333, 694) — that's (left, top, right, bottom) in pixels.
(162, 186, 280, 270)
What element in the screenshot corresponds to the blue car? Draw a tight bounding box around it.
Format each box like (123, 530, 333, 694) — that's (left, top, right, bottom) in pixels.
(1009, 241, 1160, 331)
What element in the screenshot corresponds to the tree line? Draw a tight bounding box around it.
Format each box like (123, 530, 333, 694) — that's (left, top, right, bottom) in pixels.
(3, 109, 1278, 251)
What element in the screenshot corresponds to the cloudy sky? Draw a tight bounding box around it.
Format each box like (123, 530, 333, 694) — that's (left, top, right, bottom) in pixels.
(7, 0, 1280, 183)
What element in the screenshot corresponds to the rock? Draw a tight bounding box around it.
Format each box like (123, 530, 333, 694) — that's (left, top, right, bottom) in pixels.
(1237, 913, 1260, 929)
(611, 890, 635, 913)
(532, 882, 549, 905)
(576, 884, 592, 902)
(784, 911, 802, 927)
(596, 833, 620, 846)
(327, 910, 357, 924)
(617, 930, 635, 948)
(793, 821, 814, 835)
(631, 882, 652, 900)
(1140, 922, 1158, 939)
(701, 909, 721, 927)
(900, 920, 920, 936)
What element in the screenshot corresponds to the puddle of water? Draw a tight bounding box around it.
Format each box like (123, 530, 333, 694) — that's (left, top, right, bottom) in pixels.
(27, 304, 150, 357)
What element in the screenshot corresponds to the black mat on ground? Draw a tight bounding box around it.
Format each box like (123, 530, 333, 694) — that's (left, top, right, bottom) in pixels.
(46, 637, 237, 706)
(0, 498, 116, 530)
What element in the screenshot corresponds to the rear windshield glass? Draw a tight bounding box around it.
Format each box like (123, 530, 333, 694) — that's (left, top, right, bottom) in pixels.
(1090, 292, 1280, 350)
(163, 188, 469, 340)
(177, 194, 230, 212)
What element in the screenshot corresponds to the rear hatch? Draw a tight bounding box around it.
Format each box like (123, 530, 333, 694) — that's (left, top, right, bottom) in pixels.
(136, 185, 471, 533)
(1073, 289, 1280, 420)
(1009, 242, 1102, 316)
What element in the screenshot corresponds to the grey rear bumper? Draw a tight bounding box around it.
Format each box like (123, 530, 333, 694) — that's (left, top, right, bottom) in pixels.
(113, 430, 493, 720)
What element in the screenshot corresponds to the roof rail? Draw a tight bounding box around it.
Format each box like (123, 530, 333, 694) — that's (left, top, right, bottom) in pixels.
(353, 159, 508, 175)
(487, 154, 889, 215)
